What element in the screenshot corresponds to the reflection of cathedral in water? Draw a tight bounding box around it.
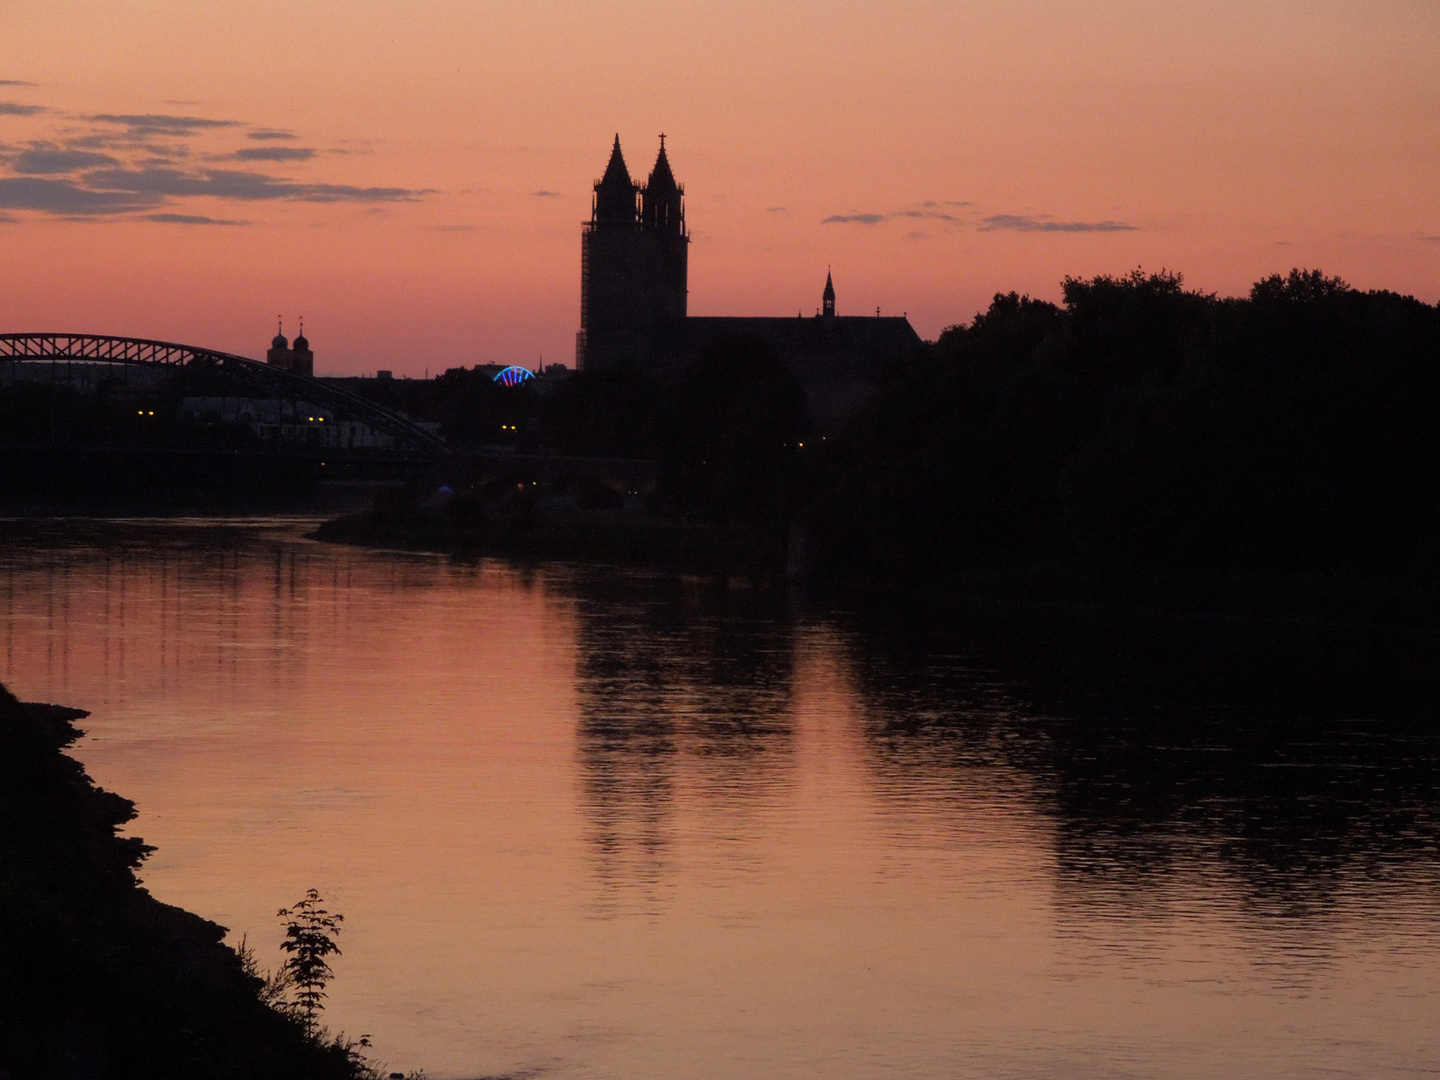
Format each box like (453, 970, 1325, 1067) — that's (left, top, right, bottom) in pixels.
(571, 576, 797, 913)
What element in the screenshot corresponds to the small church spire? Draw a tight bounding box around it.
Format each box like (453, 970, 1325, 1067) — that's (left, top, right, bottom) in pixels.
(822, 269, 836, 317)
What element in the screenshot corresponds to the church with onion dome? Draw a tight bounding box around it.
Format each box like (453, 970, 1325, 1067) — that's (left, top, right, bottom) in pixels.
(265, 318, 315, 377)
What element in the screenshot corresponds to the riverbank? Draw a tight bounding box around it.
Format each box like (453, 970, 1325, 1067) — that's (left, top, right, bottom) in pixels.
(315, 506, 784, 575)
(891, 560, 1440, 632)
(316, 503, 1440, 633)
(0, 477, 402, 519)
(0, 682, 378, 1080)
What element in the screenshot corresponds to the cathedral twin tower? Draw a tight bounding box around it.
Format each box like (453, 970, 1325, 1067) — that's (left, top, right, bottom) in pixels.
(576, 134, 920, 390)
(577, 135, 688, 370)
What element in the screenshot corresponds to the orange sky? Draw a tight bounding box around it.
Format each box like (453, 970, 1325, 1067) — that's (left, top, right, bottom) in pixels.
(3, 0, 1437, 375)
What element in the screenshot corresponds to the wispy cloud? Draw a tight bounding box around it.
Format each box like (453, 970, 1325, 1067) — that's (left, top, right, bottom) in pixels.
(0, 80, 37, 87)
(0, 102, 45, 116)
(980, 214, 1136, 233)
(823, 212, 886, 225)
(85, 165, 430, 203)
(0, 176, 161, 215)
(1419, 233, 1440, 244)
(144, 213, 250, 226)
(9, 148, 120, 174)
(62, 130, 191, 155)
(229, 146, 315, 162)
(766, 206, 786, 214)
(1, 107, 434, 222)
(823, 200, 1137, 235)
(532, 189, 561, 198)
(893, 209, 960, 223)
(86, 113, 239, 136)
(823, 201, 971, 226)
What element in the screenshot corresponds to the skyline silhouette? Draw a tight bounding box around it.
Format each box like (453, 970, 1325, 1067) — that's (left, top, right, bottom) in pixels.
(1, 2, 1436, 375)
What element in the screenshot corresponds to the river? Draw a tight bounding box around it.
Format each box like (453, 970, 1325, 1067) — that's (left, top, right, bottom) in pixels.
(3, 518, 1438, 1079)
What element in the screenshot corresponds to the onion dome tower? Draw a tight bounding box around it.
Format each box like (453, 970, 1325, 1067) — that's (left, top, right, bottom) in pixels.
(266, 318, 292, 368)
(265, 317, 314, 376)
(290, 317, 314, 377)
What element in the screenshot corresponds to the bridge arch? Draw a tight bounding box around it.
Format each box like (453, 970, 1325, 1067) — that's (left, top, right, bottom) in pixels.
(0, 333, 448, 452)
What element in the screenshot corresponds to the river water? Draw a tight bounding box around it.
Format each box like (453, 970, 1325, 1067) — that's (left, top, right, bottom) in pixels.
(3, 518, 1439, 1079)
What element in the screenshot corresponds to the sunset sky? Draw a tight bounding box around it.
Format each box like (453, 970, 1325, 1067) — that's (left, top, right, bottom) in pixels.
(3, 0, 1437, 376)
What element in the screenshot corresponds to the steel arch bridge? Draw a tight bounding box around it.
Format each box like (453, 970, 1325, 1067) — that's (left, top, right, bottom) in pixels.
(0, 332, 449, 453)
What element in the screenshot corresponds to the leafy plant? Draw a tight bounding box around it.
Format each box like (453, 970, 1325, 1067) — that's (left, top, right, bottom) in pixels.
(277, 888, 344, 1032)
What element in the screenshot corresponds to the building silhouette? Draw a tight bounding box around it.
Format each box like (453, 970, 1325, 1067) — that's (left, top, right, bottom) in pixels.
(265, 319, 314, 377)
(575, 136, 921, 424)
(577, 135, 689, 371)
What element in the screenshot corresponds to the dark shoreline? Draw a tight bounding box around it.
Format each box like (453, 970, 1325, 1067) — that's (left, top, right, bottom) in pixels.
(314, 508, 786, 576)
(0, 682, 377, 1080)
(315, 507, 1440, 634)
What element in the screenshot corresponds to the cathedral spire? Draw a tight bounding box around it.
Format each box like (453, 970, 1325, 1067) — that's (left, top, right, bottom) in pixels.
(600, 134, 630, 187)
(823, 269, 836, 317)
(641, 134, 684, 234)
(647, 135, 677, 192)
(593, 134, 638, 227)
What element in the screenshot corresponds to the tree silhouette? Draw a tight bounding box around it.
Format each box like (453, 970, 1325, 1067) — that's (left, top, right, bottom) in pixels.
(808, 268, 1440, 595)
(277, 889, 344, 1033)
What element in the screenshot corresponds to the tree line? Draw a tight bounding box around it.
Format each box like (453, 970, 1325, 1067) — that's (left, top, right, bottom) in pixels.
(809, 269, 1440, 589)
(524, 267, 1440, 599)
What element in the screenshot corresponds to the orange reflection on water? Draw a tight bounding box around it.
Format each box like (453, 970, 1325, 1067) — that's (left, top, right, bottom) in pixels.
(2, 520, 1438, 1079)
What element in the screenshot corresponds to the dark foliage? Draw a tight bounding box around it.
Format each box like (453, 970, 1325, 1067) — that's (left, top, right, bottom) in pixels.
(540, 336, 809, 532)
(277, 890, 344, 1032)
(654, 334, 809, 528)
(543, 359, 664, 458)
(809, 269, 1440, 594)
(0, 682, 368, 1080)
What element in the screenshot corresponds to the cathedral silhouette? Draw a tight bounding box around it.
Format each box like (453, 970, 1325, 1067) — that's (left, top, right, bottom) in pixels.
(576, 135, 921, 424)
(577, 134, 688, 371)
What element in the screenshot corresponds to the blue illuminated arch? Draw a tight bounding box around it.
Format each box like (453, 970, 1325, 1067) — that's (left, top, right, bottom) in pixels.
(493, 365, 536, 386)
